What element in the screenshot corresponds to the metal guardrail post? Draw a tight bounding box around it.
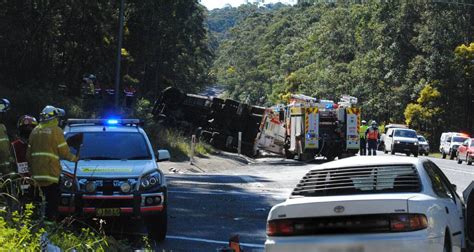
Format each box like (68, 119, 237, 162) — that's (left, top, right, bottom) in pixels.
(190, 135, 196, 164)
(238, 132, 242, 156)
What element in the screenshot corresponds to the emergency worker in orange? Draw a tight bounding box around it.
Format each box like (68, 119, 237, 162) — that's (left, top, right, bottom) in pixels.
(26, 105, 78, 219)
(365, 121, 380, 156)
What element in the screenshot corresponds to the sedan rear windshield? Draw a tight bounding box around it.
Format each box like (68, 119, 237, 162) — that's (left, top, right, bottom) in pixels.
(292, 165, 421, 197)
(66, 132, 151, 160)
(394, 130, 417, 138)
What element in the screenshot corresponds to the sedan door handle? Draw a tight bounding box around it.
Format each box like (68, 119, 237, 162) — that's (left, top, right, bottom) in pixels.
(445, 206, 449, 214)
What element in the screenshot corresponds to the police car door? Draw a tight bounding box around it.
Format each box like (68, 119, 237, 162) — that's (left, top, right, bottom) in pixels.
(464, 182, 474, 247)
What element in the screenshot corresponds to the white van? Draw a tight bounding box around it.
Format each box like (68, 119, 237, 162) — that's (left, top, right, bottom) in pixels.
(384, 128, 419, 156)
(439, 132, 469, 159)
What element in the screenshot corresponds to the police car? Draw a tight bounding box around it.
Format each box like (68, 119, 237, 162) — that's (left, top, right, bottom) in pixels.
(58, 119, 169, 241)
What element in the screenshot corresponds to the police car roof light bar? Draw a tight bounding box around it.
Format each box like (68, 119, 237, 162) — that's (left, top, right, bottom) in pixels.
(66, 119, 143, 127)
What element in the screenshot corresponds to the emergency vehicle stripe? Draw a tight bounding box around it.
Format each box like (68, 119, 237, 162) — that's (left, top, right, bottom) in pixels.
(31, 152, 59, 160)
(32, 175, 59, 183)
(57, 142, 68, 148)
(0, 137, 8, 142)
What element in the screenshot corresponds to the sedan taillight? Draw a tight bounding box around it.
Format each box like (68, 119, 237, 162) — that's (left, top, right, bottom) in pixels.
(267, 214, 428, 236)
(390, 214, 428, 232)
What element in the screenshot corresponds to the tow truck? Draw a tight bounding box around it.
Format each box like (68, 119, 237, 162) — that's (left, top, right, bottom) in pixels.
(58, 119, 170, 241)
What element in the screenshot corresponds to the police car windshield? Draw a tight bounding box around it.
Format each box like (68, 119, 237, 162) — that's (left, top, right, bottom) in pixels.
(66, 132, 151, 160)
(394, 130, 417, 138)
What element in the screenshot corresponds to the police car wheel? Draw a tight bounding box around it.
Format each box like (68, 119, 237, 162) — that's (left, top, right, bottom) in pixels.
(146, 208, 168, 242)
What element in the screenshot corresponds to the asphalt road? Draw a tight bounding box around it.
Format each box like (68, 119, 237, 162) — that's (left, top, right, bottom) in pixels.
(129, 152, 474, 251)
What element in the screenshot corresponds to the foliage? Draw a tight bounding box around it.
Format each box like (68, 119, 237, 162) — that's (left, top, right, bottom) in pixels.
(211, 2, 473, 145)
(0, 0, 213, 127)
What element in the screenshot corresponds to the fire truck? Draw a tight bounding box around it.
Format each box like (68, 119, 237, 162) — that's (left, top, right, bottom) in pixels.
(255, 94, 360, 161)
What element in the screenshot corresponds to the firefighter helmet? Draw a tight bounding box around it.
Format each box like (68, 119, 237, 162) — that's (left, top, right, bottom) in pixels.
(40, 105, 65, 122)
(0, 99, 10, 113)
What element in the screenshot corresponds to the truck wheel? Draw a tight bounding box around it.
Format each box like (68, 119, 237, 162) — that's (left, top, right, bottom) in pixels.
(391, 147, 395, 155)
(450, 151, 455, 160)
(406, 152, 411, 157)
(413, 152, 418, 157)
(146, 208, 167, 242)
(442, 152, 446, 159)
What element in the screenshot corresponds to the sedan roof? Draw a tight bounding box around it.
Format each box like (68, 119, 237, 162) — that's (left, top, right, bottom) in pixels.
(311, 156, 423, 171)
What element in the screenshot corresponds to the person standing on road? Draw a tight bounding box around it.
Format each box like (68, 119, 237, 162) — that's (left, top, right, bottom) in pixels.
(11, 115, 38, 175)
(0, 98, 14, 175)
(365, 121, 380, 156)
(359, 120, 368, 156)
(26, 105, 78, 220)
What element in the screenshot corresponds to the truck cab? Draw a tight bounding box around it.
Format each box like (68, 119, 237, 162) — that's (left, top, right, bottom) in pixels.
(440, 132, 469, 160)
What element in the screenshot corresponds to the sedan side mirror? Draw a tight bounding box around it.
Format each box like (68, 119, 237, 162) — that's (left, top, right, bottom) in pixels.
(452, 184, 457, 192)
(157, 149, 171, 162)
(388, 134, 393, 137)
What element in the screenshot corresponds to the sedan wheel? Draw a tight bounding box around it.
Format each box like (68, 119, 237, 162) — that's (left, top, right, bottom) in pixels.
(443, 232, 451, 252)
(468, 155, 472, 165)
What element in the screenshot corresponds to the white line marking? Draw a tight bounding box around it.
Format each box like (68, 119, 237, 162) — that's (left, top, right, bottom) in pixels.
(166, 235, 265, 248)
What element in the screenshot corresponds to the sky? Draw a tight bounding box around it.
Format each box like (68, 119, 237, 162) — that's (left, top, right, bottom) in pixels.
(200, 0, 296, 10)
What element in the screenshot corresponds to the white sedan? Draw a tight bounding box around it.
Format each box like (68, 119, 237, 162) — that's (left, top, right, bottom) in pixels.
(265, 156, 471, 252)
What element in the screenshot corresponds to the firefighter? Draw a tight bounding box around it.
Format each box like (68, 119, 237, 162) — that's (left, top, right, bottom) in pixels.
(26, 105, 77, 219)
(359, 120, 368, 156)
(365, 121, 380, 156)
(11, 115, 38, 175)
(0, 98, 14, 175)
(123, 84, 137, 108)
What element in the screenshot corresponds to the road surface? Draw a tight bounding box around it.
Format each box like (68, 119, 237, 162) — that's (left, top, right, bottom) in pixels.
(122, 152, 474, 251)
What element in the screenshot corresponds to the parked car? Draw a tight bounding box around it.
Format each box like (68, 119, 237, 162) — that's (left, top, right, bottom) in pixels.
(265, 156, 469, 252)
(384, 128, 419, 157)
(457, 138, 474, 165)
(378, 124, 408, 151)
(440, 132, 469, 160)
(59, 119, 170, 242)
(417, 135, 430, 156)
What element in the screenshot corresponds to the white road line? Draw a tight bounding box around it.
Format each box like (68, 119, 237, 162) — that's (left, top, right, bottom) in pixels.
(166, 235, 265, 249)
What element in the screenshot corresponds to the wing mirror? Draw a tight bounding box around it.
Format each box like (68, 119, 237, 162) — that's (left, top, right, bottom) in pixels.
(452, 184, 457, 192)
(388, 134, 393, 137)
(156, 149, 171, 162)
(66, 133, 84, 149)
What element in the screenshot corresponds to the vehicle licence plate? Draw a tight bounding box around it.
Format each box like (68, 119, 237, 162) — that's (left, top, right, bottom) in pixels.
(96, 208, 120, 217)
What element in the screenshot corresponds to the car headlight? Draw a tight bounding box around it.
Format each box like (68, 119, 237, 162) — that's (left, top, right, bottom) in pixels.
(60, 173, 75, 190)
(414, 142, 418, 145)
(395, 141, 401, 144)
(85, 181, 96, 193)
(120, 182, 131, 193)
(140, 171, 161, 190)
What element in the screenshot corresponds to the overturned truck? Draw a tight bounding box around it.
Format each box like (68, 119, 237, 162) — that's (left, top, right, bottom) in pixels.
(152, 87, 265, 156)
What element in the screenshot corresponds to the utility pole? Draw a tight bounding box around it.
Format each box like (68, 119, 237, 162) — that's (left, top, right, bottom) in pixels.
(114, 0, 125, 110)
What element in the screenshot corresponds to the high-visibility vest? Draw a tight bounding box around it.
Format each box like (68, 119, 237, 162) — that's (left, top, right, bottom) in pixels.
(359, 125, 369, 139)
(27, 120, 77, 187)
(366, 127, 379, 140)
(0, 124, 13, 174)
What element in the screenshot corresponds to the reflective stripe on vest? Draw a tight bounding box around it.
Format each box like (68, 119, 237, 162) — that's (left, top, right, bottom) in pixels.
(57, 142, 68, 148)
(367, 129, 378, 140)
(32, 175, 59, 183)
(0, 161, 10, 166)
(0, 137, 8, 142)
(31, 152, 59, 160)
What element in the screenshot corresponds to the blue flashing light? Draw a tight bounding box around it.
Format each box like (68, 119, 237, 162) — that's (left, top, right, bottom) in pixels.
(325, 104, 333, 109)
(107, 119, 119, 125)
